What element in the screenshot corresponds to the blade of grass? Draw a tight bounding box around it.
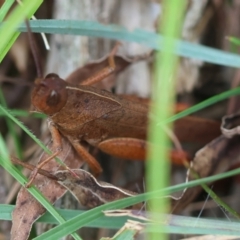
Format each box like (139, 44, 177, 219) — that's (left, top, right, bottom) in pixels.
(184, 161, 240, 219)
(227, 36, 239, 53)
(199, 181, 239, 218)
(0, 205, 129, 228)
(147, 1, 186, 240)
(161, 87, 240, 124)
(0, 105, 66, 167)
(227, 36, 240, 46)
(16, 19, 240, 68)
(0, 0, 43, 62)
(0, 104, 77, 190)
(0, 89, 22, 158)
(2, 204, 240, 236)
(0, 104, 50, 153)
(0, 109, 45, 118)
(0, 0, 15, 22)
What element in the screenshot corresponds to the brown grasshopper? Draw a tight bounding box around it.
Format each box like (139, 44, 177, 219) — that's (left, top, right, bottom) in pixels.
(31, 45, 149, 176)
(30, 49, 221, 177)
(27, 22, 220, 180)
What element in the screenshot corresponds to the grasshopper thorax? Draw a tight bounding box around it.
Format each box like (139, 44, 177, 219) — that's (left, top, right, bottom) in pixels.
(31, 73, 68, 115)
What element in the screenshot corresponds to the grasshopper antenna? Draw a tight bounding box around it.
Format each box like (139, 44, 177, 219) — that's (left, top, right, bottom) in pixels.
(25, 19, 43, 79)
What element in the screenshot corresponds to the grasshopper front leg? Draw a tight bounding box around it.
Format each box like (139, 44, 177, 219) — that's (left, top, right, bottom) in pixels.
(68, 138, 103, 176)
(26, 123, 98, 186)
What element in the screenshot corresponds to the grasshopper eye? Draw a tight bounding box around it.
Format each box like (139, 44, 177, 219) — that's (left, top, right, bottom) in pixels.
(31, 75, 68, 115)
(47, 90, 59, 106)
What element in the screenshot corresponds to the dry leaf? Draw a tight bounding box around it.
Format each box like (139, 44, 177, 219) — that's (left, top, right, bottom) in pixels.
(221, 112, 240, 138)
(55, 169, 142, 210)
(11, 156, 142, 239)
(11, 135, 84, 240)
(172, 113, 240, 213)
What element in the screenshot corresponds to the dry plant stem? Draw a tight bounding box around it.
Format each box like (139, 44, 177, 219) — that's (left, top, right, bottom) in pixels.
(10, 156, 57, 180)
(25, 19, 43, 78)
(80, 42, 119, 86)
(25, 151, 60, 187)
(227, 69, 240, 115)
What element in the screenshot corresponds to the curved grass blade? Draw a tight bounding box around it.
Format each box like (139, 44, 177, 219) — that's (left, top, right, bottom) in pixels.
(16, 19, 240, 68)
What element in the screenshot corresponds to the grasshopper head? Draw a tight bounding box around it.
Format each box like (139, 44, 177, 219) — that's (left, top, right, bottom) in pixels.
(31, 73, 68, 115)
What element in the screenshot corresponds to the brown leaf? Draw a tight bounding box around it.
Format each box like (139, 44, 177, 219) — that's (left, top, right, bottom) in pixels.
(55, 169, 142, 210)
(172, 113, 240, 213)
(221, 112, 240, 138)
(11, 135, 83, 240)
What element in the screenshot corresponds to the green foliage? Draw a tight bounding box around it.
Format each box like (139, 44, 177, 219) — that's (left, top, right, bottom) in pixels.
(146, 1, 187, 240)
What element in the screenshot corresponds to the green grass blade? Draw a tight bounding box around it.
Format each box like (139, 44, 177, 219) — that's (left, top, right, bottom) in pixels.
(0, 0, 43, 62)
(146, 1, 186, 240)
(0, 89, 22, 158)
(227, 36, 240, 46)
(0, 205, 129, 229)
(199, 181, 239, 219)
(0, 0, 15, 22)
(0, 104, 71, 172)
(2, 204, 240, 236)
(15, 19, 240, 68)
(162, 87, 240, 123)
(0, 109, 45, 118)
(0, 104, 50, 153)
